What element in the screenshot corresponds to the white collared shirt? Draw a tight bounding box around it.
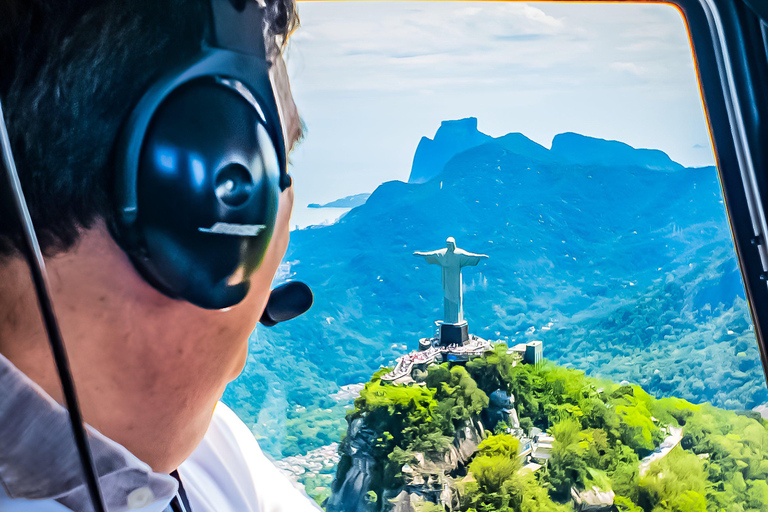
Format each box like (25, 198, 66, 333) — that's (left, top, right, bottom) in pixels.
(180, 403, 322, 512)
(0, 353, 320, 512)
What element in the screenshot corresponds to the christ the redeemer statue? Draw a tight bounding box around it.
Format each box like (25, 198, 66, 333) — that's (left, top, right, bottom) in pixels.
(414, 237, 488, 325)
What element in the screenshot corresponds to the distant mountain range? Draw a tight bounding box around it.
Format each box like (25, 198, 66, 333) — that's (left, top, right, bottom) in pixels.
(224, 119, 766, 457)
(407, 117, 686, 184)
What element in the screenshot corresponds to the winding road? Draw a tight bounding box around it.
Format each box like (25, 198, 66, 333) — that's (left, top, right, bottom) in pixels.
(639, 426, 684, 476)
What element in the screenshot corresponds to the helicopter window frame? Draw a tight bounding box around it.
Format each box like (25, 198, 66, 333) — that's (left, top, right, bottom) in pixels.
(668, 0, 768, 380)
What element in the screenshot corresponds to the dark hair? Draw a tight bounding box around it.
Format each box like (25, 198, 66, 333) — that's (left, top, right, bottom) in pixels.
(0, 0, 298, 257)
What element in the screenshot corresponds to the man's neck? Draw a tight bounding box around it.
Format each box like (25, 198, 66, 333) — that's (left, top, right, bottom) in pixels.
(0, 221, 274, 473)
(0, 228, 221, 473)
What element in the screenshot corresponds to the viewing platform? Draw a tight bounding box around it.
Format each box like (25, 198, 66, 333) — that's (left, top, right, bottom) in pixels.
(381, 335, 492, 383)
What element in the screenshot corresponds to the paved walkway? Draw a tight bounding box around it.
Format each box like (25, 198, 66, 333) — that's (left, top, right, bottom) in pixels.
(639, 426, 683, 476)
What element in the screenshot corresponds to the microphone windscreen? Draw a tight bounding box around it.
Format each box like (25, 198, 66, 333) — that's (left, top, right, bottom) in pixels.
(259, 281, 313, 327)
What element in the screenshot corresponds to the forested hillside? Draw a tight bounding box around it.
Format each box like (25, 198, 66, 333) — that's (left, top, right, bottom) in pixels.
(223, 121, 767, 460)
(328, 346, 768, 512)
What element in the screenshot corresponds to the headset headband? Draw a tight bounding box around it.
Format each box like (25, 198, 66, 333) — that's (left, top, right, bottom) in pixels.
(210, 0, 266, 55)
(114, 0, 288, 229)
(208, 0, 290, 184)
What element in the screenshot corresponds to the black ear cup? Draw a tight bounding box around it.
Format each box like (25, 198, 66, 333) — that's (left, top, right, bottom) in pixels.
(126, 79, 281, 309)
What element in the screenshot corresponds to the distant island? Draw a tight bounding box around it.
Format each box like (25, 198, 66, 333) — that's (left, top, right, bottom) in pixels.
(308, 192, 371, 209)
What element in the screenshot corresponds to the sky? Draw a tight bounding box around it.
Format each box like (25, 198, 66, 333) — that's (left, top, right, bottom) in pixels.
(283, 2, 717, 228)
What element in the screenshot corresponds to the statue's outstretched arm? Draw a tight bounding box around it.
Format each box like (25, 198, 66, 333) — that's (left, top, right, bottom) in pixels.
(413, 250, 441, 265)
(459, 252, 489, 266)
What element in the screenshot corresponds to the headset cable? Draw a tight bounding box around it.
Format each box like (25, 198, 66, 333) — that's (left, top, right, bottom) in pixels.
(0, 100, 108, 512)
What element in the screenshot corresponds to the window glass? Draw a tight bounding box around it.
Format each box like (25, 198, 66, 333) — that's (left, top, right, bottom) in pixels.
(223, 3, 768, 510)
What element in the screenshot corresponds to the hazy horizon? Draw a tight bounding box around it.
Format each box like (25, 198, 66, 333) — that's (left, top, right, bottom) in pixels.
(284, 2, 716, 229)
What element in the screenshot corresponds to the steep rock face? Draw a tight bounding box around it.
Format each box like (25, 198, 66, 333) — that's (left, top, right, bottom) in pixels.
(407, 118, 492, 184)
(326, 418, 379, 512)
(327, 417, 486, 512)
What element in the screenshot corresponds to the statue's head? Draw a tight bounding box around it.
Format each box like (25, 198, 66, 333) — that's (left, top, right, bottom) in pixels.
(446, 237, 456, 252)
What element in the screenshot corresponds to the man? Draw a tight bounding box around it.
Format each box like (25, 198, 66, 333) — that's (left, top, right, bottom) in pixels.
(0, 0, 317, 510)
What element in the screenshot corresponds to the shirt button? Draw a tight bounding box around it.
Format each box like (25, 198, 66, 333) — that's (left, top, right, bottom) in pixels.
(127, 486, 155, 509)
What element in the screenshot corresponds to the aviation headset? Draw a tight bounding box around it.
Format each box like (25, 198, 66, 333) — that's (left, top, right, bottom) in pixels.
(113, 0, 292, 310)
(0, 0, 312, 510)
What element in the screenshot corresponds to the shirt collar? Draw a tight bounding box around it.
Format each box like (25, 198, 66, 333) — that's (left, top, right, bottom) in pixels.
(0, 352, 178, 511)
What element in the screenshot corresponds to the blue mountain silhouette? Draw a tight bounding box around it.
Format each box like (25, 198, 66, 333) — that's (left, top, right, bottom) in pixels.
(408, 117, 685, 184)
(408, 117, 493, 183)
(550, 132, 685, 171)
(227, 121, 765, 456)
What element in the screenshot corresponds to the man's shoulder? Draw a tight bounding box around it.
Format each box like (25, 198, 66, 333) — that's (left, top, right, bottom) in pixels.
(179, 402, 320, 512)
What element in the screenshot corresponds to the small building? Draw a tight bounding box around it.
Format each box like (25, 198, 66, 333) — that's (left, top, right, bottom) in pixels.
(571, 486, 615, 512)
(531, 433, 555, 462)
(508, 340, 543, 366)
(525, 340, 543, 366)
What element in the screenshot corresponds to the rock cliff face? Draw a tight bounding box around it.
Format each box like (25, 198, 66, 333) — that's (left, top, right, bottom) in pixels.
(326, 416, 486, 512)
(407, 117, 492, 184)
(325, 418, 379, 512)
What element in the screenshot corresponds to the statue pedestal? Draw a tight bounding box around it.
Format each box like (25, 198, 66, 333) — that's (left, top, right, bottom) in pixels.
(439, 322, 468, 346)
